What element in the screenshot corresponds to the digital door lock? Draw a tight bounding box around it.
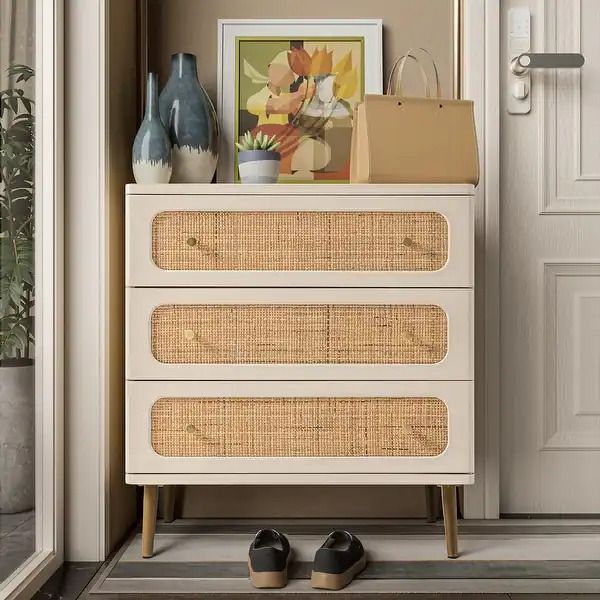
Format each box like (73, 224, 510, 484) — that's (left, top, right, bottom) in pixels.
(507, 8, 585, 115)
(510, 52, 585, 75)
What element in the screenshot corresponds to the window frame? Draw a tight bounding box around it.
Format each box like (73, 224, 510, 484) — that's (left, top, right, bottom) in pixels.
(0, 0, 64, 597)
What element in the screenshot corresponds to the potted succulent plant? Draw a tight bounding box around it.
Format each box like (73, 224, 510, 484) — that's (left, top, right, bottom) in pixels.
(0, 64, 35, 514)
(235, 131, 281, 183)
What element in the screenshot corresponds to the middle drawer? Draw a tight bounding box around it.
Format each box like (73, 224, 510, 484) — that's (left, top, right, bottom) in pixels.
(127, 288, 472, 380)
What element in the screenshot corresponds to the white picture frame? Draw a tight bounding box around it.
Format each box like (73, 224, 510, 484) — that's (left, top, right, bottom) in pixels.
(217, 19, 383, 183)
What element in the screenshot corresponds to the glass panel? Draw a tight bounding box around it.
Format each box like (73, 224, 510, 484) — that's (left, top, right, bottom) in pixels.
(0, 0, 36, 583)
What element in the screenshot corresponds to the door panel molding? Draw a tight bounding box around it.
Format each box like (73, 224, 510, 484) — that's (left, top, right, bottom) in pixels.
(543, 262, 600, 450)
(539, 0, 600, 214)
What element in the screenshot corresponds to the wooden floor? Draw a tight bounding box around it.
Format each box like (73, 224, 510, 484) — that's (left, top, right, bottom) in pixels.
(80, 519, 600, 597)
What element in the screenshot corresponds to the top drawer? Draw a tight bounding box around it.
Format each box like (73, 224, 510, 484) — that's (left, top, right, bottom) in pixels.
(126, 194, 473, 287)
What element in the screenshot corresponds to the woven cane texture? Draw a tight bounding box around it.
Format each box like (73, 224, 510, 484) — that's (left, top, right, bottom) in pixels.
(151, 304, 447, 364)
(150, 397, 448, 457)
(151, 211, 448, 272)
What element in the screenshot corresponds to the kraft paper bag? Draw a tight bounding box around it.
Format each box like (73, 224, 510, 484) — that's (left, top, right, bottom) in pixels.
(350, 49, 479, 185)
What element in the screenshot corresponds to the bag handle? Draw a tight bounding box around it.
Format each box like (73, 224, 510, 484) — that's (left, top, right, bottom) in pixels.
(387, 47, 442, 98)
(387, 52, 430, 96)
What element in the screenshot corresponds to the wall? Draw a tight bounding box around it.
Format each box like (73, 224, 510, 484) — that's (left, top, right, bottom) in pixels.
(65, 0, 139, 560)
(169, 485, 442, 519)
(147, 0, 457, 519)
(148, 0, 457, 101)
(65, 0, 106, 560)
(107, 0, 138, 550)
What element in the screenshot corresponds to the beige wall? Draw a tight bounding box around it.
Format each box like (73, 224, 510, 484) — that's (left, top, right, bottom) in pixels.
(148, 0, 457, 102)
(146, 0, 457, 519)
(107, 0, 138, 550)
(161, 485, 440, 519)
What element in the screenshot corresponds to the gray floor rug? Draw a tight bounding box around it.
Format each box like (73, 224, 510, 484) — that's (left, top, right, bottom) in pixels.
(85, 519, 600, 595)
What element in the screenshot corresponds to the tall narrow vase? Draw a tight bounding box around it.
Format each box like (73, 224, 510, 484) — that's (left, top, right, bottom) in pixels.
(132, 73, 172, 184)
(159, 53, 219, 183)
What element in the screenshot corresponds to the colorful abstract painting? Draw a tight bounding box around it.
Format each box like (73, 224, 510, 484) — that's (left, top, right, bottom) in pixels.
(235, 37, 365, 182)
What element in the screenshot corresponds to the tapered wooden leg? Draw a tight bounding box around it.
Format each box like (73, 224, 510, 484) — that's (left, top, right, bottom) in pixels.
(440, 485, 459, 559)
(425, 485, 438, 522)
(162, 485, 176, 523)
(142, 485, 158, 558)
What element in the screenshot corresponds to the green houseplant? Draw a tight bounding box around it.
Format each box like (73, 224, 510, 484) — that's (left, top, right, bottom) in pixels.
(236, 131, 281, 183)
(0, 64, 35, 513)
(1, 64, 35, 363)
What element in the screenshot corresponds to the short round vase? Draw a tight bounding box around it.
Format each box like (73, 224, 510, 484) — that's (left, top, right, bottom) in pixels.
(238, 150, 281, 183)
(159, 53, 219, 183)
(132, 72, 172, 184)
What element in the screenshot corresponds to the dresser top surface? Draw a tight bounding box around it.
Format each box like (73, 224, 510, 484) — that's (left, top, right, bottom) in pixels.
(126, 183, 475, 196)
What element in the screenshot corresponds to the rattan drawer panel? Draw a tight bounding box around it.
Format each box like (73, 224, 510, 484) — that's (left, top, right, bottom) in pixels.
(151, 304, 447, 365)
(151, 211, 448, 272)
(150, 397, 448, 458)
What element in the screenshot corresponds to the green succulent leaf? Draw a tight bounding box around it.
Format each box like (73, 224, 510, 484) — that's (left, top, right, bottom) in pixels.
(236, 130, 281, 154)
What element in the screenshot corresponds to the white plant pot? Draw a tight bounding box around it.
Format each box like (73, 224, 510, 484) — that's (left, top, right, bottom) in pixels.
(238, 150, 281, 183)
(0, 364, 34, 513)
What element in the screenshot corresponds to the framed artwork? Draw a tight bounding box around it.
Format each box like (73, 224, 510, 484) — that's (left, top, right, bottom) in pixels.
(217, 19, 383, 183)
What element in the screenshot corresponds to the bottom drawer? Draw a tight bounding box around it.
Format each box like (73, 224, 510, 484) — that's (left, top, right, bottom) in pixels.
(127, 381, 473, 478)
(151, 396, 449, 458)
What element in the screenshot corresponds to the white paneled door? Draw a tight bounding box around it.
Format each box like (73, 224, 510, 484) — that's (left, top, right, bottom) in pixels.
(501, 0, 600, 513)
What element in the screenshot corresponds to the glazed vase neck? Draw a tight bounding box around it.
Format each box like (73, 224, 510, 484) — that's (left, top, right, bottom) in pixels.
(145, 72, 159, 120)
(170, 53, 198, 80)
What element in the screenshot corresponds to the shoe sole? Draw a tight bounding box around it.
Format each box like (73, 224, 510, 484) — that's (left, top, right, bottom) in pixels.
(248, 554, 290, 589)
(310, 554, 367, 590)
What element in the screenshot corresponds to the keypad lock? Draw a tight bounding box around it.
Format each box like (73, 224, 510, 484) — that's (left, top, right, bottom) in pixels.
(507, 7, 585, 115)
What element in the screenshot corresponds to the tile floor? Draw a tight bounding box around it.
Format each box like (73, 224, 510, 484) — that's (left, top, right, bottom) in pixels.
(32, 562, 102, 600)
(0, 510, 35, 583)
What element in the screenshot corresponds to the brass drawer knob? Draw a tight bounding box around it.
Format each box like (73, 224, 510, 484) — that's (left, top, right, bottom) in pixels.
(185, 424, 212, 442)
(403, 330, 416, 343)
(186, 237, 197, 246)
(183, 329, 197, 341)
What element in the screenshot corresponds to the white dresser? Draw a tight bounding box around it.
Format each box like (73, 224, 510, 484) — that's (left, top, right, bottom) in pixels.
(125, 183, 474, 559)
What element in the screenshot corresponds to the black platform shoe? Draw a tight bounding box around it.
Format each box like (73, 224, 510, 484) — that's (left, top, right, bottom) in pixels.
(248, 529, 291, 589)
(311, 530, 367, 590)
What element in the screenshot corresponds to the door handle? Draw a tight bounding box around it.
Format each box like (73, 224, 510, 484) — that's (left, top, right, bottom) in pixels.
(511, 53, 585, 75)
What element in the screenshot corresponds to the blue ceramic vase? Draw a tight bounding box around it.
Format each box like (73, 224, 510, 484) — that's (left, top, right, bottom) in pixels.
(132, 73, 172, 183)
(159, 53, 219, 183)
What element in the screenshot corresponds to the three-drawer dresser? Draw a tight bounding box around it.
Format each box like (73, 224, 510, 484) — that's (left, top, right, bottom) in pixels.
(125, 183, 474, 559)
